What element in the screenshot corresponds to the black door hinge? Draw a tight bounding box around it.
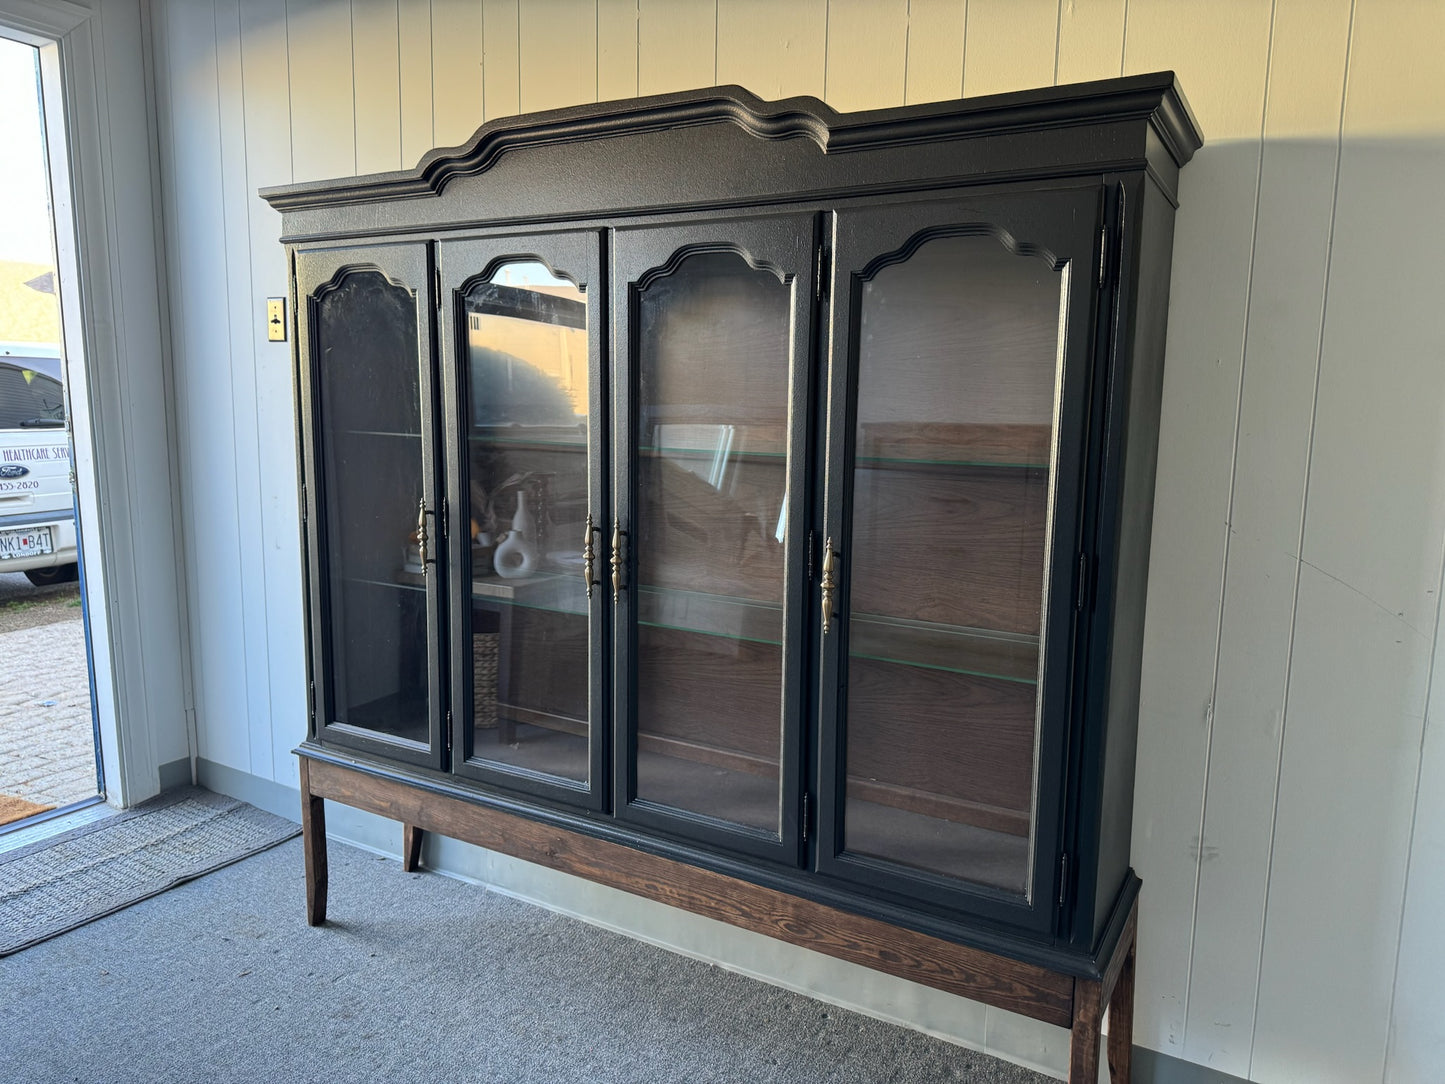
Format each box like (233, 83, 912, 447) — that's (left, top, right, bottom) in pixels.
(1076, 553, 1091, 611)
(1097, 224, 1108, 288)
(815, 246, 830, 300)
(1059, 853, 1070, 907)
(441, 497, 449, 537)
(300, 483, 308, 523)
(808, 530, 818, 582)
(434, 266, 442, 308)
(801, 792, 811, 843)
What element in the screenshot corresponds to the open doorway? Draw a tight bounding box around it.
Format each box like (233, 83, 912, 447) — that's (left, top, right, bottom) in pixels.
(0, 33, 102, 830)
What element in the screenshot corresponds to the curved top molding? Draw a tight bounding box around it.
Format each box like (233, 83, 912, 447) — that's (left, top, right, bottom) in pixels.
(858, 224, 1066, 283)
(260, 73, 1201, 214)
(310, 263, 416, 301)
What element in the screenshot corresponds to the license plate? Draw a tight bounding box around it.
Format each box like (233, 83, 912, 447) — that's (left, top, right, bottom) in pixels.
(0, 526, 53, 559)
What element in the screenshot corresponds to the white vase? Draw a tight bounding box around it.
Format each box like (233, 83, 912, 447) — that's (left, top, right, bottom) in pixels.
(493, 490, 538, 579)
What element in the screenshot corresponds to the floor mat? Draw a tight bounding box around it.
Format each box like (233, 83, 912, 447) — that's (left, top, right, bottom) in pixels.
(0, 786, 298, 956)
(0, 794, 54, 828)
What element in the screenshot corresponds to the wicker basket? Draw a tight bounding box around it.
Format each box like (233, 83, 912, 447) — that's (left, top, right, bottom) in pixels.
(472, 632, 499, 729)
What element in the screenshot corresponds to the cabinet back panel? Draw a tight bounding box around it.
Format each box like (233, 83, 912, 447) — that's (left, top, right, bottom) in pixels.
(849, 466, 1049, 635)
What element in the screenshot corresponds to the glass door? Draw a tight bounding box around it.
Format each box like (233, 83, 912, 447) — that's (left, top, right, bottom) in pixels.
(296, 242, 444, 769)
(816, 187, 1103, 929)
(612, 215, 817, 861)
(438, 233, 606, 807)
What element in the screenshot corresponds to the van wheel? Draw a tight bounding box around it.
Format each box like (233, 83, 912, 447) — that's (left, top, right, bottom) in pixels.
(24, 564, 79, 587)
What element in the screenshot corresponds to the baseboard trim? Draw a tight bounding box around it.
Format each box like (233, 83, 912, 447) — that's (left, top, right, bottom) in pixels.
(196, 758, 300, 823)
(194, 762, 1247, 1084)
(158, 757, 193, 792)
(1136, 1047, 1249, 1084)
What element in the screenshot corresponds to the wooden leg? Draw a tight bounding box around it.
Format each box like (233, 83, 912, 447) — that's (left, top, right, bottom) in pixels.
(1107, 944, 1136, 1083)
(1070, 977, 1103, 1083)
(299, 758, 328, 926)
(402, 823, 424, 872)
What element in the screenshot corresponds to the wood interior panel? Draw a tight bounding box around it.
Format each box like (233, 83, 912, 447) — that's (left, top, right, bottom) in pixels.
(498, 606, 588, 726)
(850, 464, 1048, 634)
(637, 626, 781, 763)
(846, 658, 1035, 822)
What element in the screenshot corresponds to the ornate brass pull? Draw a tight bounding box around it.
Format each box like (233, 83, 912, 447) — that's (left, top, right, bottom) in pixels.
(416, 498, 429, 575)
(611, 517, 624, 602)
(582, 513, 597, 599)
(820, 537, 838, 634)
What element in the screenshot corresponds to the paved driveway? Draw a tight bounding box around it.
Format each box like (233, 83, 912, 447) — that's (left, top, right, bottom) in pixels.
(0, 571, 99, 811)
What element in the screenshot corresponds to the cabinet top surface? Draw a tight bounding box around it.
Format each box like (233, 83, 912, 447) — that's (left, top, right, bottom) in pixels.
(260, 72, 1200, 222)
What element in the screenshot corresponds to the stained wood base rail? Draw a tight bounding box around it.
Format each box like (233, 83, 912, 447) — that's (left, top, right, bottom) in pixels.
(298, 754, 1136, 1083)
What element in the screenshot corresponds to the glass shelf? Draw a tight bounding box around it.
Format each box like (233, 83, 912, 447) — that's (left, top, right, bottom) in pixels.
(342, 429, 422, 439)
(848, 613, 1038, 685)
(854, 455, 1049, 471)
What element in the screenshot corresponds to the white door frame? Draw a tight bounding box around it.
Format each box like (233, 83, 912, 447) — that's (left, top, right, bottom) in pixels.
(1, 0, 193, 807)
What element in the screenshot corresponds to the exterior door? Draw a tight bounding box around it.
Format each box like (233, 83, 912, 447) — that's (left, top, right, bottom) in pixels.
(438, 231, 607, 808)
(611, 214, 817, 863)
(815, 186, 1104, 932)
(296, 242, 445, 769)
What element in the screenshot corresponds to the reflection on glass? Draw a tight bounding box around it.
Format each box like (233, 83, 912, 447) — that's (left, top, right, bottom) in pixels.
(633, 251, 790, 835)
(464, 261, 591, 783)
(843, 234, 1063, 896)
(315, 271, 428, 743)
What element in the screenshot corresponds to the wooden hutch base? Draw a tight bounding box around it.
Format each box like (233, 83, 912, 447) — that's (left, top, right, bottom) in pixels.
(298, 752, 1137, 1083)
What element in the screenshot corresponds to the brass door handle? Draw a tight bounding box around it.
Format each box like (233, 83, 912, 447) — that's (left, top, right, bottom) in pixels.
(611, 517, 624, 602)
(583, 513, 597, 599)
(820, 537, 838, 634)
(416, 498, 429, 575)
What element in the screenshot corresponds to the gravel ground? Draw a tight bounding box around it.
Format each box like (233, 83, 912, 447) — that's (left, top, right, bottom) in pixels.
(0, 570, 82, 635)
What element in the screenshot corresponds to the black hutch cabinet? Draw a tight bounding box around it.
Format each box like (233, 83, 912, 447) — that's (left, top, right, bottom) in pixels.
(263, 73, 1199, 1083)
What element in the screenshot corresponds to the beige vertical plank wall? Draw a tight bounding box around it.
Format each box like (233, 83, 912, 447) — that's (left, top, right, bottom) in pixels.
(148, 2, 1445, 1080)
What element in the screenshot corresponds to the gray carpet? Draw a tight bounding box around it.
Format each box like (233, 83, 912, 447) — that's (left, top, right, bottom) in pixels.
(0, 833, 1054, 1083)
(0, 786, 299, 956)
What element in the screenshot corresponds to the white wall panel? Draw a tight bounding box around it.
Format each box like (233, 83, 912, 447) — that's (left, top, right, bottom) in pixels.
(481, 0, 519, 121)
(1253, 569, 1430, 1083)
(717, 0, 826, 101)
(286, 0, 354, 181)
(398, 0, 433, 167)
(637, 0, 713, 97)
(237, 0, 306, 787)
(1183, 2, 1353, 1074)
(902, 0, 963, 105)
(961, 0, 1056, 98)
(148, 1, 1445, 1079)
(158, 0, 250, 774)
(1389, 591, 1445, 1083)
(1055, 0, 1124, 86)
(432, 0, 482, 142)
(352, 0, 403, 173)
(214, 0, 273, 781)
(1254, 2, 1445, 1079)
(596, 0, 638, 101)
(519, 0, 596, 114)
(1123, 0, 1274, 1060)
(823, 0, 906, 112)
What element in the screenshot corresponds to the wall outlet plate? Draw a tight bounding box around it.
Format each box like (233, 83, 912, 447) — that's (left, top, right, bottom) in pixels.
(266, 297, 287, 341)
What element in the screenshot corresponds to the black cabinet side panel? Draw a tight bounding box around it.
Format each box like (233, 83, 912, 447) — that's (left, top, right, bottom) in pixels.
(1090, 175, 1178, 945)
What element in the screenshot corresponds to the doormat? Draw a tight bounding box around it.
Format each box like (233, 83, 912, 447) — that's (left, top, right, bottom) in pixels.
(0, 795, 54, 828)
(0, 786, 298, 957)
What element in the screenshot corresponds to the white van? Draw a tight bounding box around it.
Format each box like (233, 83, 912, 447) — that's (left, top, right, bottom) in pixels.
(0, 343, 77, 586)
